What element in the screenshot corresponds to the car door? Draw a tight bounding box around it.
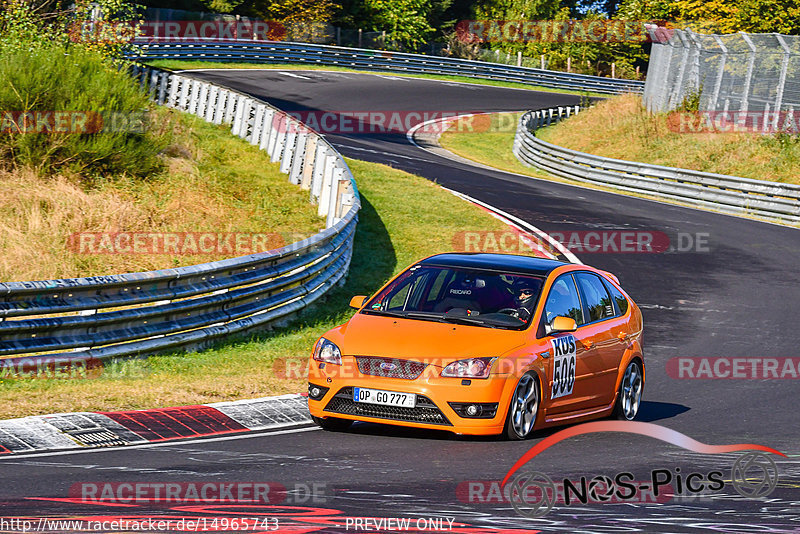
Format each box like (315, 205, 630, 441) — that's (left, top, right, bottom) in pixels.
(574, 271, 628, 405)
(542, 274, 606, 414)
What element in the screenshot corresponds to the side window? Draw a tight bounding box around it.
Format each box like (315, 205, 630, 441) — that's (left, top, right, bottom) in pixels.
(386, 283, 411, 310)
(575, 272, 615, 323)
(544, 275, 584, 325)
(424, 269, 453, 308)
(603, 278, 629, 316)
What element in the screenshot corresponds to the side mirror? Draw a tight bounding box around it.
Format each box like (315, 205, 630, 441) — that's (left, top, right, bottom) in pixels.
(349, 295, 368, 309)
(546, 316, 578, 335)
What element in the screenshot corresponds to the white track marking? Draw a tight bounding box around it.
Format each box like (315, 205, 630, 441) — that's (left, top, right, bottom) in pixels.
(278, 71, 310, 79)
(0, 426, 319, 460)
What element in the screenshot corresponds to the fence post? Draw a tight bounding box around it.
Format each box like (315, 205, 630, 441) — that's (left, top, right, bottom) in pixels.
(667, 30, 691, 109)
(710, 35, 728, 111)
(739, 32, 757, 113)
(774, 34, 791, 129)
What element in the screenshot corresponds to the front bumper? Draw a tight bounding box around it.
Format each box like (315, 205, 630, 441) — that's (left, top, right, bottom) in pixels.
(307, 356, 515, 435)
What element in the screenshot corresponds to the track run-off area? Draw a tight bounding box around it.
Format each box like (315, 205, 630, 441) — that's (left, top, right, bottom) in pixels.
(2, 70, 799, 533)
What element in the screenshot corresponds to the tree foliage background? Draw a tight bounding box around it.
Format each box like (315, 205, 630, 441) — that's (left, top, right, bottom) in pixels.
(62, 0, 800, 76)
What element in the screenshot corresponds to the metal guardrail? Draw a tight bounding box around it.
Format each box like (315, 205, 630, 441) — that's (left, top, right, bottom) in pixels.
(0, 65, 360, 367)
(514, 107, 800, 224)
(131, 39, 644, 96)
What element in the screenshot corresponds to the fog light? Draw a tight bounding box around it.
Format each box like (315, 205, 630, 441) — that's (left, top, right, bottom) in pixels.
(307, 383, 329, 400)
(466, 404, 481, 416)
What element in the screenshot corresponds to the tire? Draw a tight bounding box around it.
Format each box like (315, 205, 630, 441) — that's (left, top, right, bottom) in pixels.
(503, 372, 540, 440)
(612, 359, 643, 421)
(312, 415, 353, 431)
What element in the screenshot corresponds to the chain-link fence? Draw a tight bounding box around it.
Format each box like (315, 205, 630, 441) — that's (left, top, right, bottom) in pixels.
(643, 27, 800, 118)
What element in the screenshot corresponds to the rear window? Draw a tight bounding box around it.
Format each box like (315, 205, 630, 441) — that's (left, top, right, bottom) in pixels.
(603, 278, 629, 316)
(575, 272, 615, 323)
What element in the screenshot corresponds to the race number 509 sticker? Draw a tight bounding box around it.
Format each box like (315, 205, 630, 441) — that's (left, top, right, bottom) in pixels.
(551, 334, 576, 399)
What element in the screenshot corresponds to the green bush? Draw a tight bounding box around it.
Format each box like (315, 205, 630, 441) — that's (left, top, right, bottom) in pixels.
(0, 45, 168, 178)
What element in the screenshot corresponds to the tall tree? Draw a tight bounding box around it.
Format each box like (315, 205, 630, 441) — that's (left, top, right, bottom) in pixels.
(362, 0, 434, 49)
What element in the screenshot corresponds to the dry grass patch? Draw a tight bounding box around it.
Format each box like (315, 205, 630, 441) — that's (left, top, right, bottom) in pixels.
(0, 109, 324, 281)
(539, 94, 800, 184)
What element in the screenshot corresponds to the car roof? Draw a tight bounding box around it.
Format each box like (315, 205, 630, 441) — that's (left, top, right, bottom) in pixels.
(419, 253, 569, 276)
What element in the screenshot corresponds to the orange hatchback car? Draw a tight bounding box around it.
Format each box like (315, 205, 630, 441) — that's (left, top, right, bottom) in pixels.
(307, 253, 644, 439)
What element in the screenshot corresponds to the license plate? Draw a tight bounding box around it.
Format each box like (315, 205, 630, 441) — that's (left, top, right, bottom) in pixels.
(353, 387, 416, 408)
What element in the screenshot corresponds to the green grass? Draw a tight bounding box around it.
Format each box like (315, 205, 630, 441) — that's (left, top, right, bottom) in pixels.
(439, 112, 560, 181)
(0, 45, 166, 177)
(145, 59, 606, 97)
(0, 158, 523, 419)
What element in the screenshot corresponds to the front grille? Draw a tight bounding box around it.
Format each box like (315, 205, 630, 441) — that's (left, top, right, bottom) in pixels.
(324, 387, 452, 426)
(355, 356, 428, 380)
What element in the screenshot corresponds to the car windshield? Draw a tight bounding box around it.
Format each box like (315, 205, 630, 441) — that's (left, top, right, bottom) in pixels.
(362, 264, 544, 329)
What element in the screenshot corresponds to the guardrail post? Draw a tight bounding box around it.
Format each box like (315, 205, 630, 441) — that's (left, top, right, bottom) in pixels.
(223, 92, 238, 124)
(258, 108, 275, 150)
(167, 75, 181, 108)
(149, 69, 159, 99)
(310, 143, 328, 201)
(197, 83, 209, 118)
(232, 96, 249, 137)
(289, 132, 309, 184)
(326, 165, 346, 227)
(204, 86, 218, 122)
(317, 154, 337, 217)
(188, 80, 202, 114)
(213, 90, 228, 124)
(157, 72, 169, 105)
(251, 104, 266, 146)
(280, 128, 298, 174)
(178, 78, 191, 110)
(270, 115, 288, 162)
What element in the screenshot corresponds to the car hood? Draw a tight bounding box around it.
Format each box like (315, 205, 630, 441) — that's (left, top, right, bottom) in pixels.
(338, 312, 527, 367)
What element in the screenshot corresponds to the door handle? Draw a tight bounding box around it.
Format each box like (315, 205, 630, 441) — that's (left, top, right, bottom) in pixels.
(617, 332, 630, 341)
(583, 340, 594, 349)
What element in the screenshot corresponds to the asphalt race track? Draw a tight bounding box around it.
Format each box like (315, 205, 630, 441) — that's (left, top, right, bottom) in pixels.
(2, 70, 799, 533)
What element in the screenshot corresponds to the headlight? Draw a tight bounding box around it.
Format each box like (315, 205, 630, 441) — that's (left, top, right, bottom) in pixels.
(313, 337, 342, 365)
(441, 357, 496, 379)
